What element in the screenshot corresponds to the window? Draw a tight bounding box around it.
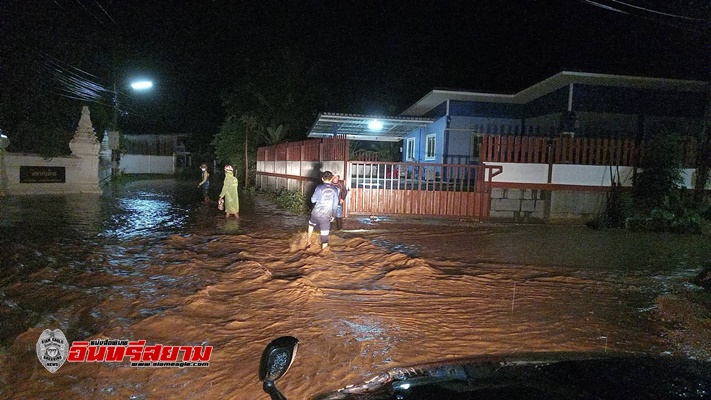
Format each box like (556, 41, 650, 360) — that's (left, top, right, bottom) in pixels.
(406, 138, 415, 161)
(425, 134, 436, 160)
(470, 134, 483, 162)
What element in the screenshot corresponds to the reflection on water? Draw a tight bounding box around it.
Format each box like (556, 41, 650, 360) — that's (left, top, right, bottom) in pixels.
(0, 180, 198, 345)
(100, 180, 199, 240)
(0, 180, 198, 243)
(106, 196, 179, 239)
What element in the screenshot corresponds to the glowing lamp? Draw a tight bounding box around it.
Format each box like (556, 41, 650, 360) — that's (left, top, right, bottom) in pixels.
(368, 119, 383, 131)
(130, 81, 153, 90)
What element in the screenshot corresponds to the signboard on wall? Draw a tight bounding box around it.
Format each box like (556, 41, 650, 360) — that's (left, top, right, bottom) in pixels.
(19, 166, 66, 183)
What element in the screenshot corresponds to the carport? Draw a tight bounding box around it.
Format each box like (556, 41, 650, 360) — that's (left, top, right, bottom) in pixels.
(305, 113, 501, 219)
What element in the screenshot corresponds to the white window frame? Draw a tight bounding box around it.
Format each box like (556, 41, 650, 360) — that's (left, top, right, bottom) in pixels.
(405, 138, 416, 161)
(425, 134, 436, 160)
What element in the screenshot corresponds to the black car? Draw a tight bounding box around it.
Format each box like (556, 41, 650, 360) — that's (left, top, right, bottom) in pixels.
(259, 336, 711, 400)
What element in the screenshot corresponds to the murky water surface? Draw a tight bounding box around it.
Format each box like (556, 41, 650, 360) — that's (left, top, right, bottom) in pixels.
(1, 179, 710, 399)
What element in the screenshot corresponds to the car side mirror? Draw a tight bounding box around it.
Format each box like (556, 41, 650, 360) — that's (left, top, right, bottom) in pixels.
(259, 336, 299, 400)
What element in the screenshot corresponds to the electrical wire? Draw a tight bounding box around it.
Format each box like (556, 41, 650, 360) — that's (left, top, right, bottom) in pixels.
(608, 0, 709, 22)
(582, 0, 629, 15)
(580, 0, 710, 34)
(72, 0, 103, 24)
(93, 0, 117, 25)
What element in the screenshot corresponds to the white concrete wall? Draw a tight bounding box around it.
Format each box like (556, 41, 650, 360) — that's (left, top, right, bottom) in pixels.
(490, 186, 608, 223)
(4, 154, 88, 195)
(490, 188, 547, 221)
(551, 164, 635, 187)
(488, 163, 549, 184)
(487, 162, 704, 223)
(490, 162, 696, 189)
(120, 154, 175, 174)
(2, 106, 101, 195)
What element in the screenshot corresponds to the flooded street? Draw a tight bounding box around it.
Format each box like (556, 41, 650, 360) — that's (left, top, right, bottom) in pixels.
(1, 179, 710, 399)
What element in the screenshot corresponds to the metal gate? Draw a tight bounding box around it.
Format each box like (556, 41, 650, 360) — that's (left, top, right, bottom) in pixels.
(346, 161, 501, 219)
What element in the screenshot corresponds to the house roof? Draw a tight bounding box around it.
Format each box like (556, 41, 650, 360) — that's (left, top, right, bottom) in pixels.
(401, 71, 710, 116)
(307, 112, 434, 142)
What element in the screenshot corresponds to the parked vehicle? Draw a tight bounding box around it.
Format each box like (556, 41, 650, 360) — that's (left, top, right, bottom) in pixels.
(260, 336, 711, 399)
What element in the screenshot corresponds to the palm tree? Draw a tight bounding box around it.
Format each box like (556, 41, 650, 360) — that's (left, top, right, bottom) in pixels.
(261, 125, 287, 145)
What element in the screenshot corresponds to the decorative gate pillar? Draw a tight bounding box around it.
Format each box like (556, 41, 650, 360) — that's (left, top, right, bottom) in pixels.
(68, 106, 102, 193)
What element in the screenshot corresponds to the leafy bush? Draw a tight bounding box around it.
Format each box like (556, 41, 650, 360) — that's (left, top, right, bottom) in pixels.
(635, 129, 684, 211)
(591, 130, 711, 234)
(624, 195, 711, 234)
(262, 188, 308, 215)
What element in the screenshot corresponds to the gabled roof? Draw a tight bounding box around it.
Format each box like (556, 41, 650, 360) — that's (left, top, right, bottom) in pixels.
(401, 71, 709, 117)
(307, 112, 434, 142)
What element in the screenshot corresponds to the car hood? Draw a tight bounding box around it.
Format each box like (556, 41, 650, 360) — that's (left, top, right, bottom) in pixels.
(314, 352, 711, 399)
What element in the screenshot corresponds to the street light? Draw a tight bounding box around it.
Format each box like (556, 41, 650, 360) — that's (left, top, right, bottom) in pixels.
(130, 80, 153, 90)
(110, 79, 154, 178)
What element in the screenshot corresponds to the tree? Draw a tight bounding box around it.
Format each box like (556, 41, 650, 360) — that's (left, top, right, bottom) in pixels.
(261, 125, 287, 146)
(214, 47, 326, 187)
(240, 114, 258, 187)
(212, 117, 246, 170)
(634, 128, 684, 211)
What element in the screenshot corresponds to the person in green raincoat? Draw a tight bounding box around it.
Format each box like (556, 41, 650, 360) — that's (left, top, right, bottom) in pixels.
(219, 164, 239, 219)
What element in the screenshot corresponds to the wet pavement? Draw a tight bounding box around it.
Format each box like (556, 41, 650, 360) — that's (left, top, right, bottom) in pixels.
(1, 178, 710, 399)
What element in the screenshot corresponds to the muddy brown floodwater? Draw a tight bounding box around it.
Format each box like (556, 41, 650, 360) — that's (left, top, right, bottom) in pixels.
(1, 179, 710, 399)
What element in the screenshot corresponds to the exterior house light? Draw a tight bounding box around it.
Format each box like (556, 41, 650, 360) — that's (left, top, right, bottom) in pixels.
(368, 119, 383, 131)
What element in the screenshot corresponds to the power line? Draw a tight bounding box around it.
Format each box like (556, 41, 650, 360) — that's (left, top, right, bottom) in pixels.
(581, 0, 710, 34)
(72, 0, 104, 24)
(608, 0, 709, 22)
(582, 0, 629, 15)
(93, 0, 117, 25)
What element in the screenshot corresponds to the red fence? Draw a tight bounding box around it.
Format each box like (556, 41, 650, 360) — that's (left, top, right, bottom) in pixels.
(480, 135, 699, 167)
(348, 161, 503, 218)
(257, 136, 348, 162)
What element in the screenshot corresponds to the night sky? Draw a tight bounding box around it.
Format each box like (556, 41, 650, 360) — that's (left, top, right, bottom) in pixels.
(2, 0, 709, 138)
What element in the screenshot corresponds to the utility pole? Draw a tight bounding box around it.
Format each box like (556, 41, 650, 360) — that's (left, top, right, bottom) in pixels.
(244, 122, 249, 187)
(0, 130, 9, 197)
(693, 87, 711, 202)
(110, 82, 120, 178)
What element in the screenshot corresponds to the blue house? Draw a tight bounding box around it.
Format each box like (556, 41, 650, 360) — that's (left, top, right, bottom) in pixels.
(397, 71, 708, 165)
(302, 71, 708, 220)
